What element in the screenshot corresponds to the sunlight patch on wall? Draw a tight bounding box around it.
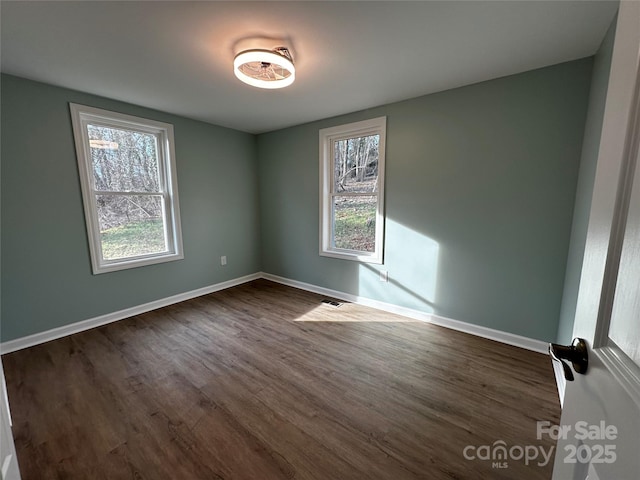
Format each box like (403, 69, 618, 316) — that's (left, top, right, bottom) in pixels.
(359, 219, 439, 313)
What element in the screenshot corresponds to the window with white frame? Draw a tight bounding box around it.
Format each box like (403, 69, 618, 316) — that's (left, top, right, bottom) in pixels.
(319, 116, 386, 263)
(70, 104, 183, 274)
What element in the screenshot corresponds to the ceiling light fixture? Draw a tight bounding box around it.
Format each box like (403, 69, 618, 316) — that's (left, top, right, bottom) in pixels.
(233, 47, 295, 89)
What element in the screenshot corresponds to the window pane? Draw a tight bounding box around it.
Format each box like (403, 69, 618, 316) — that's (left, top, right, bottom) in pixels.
(96, 194, 167, 260)
(333, 196, 376, 252)
(333, 135, 379, 193)
(88, 124, 160, 192)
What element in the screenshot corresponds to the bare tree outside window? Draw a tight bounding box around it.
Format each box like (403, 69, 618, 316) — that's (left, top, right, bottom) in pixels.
(332, 135, 379, 251)
(88, 125, 166, 260)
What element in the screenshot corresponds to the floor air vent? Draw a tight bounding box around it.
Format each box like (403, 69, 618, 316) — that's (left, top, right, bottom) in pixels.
(321, 299, 342, 307)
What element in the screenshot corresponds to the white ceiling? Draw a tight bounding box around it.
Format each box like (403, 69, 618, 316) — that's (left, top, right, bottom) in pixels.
(1, 1, 618, 134)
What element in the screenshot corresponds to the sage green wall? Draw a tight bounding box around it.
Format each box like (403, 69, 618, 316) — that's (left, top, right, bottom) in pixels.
(1, 74, 261, 342)
(1, 58, 595, 344)
(258, 59, 593, 342)
(557, 18, 617, 344)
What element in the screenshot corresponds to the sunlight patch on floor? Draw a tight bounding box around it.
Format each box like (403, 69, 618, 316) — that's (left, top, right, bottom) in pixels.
(293, 302, 422, 322)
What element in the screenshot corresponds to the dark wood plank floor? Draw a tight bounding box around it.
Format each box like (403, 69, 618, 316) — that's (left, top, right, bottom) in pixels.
(3, 279, 560, 479)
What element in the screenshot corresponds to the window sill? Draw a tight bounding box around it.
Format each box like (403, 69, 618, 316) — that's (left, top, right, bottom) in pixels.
(92, 251, 184, 274)
(319, 249, 383, 264)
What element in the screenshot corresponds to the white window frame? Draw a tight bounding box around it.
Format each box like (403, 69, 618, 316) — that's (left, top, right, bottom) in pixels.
(70, 103, 184, 274)
(319, 116, 386, 264)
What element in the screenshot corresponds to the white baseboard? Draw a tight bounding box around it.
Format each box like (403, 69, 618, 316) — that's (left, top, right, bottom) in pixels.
(0, 271, 549, 358)
(0, 273, 261, 354)
(261, 272, 550, 355)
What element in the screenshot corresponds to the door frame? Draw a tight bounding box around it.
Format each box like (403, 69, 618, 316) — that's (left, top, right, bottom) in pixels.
(570, 0, 640, 407)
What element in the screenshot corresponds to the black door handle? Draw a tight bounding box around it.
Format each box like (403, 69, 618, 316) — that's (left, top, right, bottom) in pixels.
(549, 338, 589, 381)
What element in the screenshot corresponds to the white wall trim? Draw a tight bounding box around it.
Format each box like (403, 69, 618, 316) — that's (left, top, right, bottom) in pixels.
(319, 116, 387, 264)
(0, 273, 260, 354)
(261, 272, 550, 354)
(551, 358, 567, 408)
(1, 271, 550, 357)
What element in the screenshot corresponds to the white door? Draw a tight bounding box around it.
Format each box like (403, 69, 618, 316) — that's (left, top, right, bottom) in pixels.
(552, 3, 640, 480)
(0, 358, 21, 480)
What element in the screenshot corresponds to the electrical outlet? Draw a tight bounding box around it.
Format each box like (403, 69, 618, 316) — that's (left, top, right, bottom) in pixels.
(379, 270, 388, 282)
(220, 255, 227, 266)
